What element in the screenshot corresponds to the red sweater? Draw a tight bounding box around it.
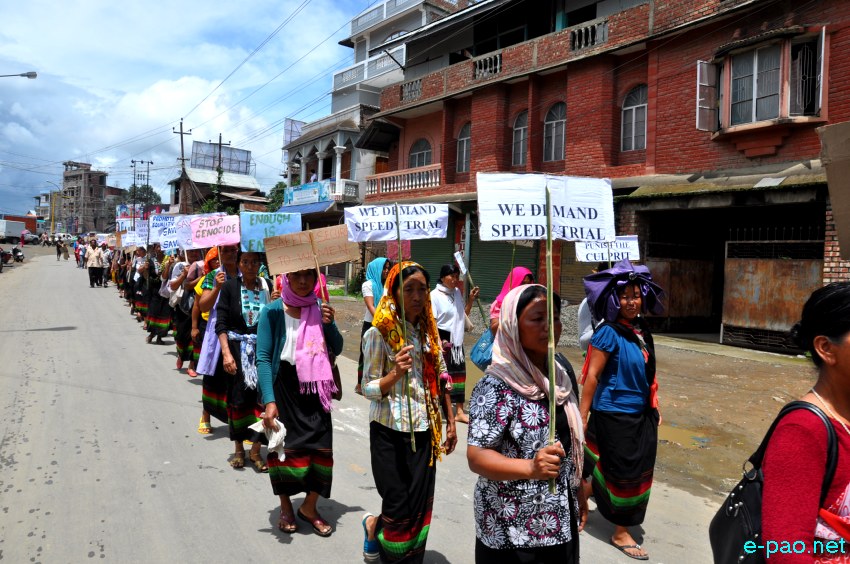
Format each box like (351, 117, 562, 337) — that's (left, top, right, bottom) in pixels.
(762, 409, 850, 563)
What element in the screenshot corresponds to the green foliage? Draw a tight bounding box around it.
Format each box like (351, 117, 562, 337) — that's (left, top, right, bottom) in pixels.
(266, 181, 287, 212)
(116, 184, 162, 206)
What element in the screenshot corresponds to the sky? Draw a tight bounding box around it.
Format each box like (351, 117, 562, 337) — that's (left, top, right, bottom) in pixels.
(0, 0, 372, 216)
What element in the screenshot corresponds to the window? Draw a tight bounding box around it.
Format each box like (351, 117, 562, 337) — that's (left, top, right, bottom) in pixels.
(409, 139, 432, 168)
(456, 123, 471, 173)
(622, 85, 647, 151)
(543, 102, 566, 162)
(696, 29, 825, 132)
(512, 111, 528, 166)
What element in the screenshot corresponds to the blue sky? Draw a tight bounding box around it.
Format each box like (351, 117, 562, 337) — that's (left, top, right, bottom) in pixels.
(0, 0, 371, 215)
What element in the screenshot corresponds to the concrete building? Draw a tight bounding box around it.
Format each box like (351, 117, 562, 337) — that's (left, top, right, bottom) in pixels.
(358, 0, 850, 350)
(60, 161, 124, 233)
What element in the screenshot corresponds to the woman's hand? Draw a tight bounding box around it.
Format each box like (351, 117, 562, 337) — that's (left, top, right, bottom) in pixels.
(263, 402, 279, 431)
(270, 288, 280, 301)
(394, 345, 414, 374)
(222, 353, 237, 375)
(469, 286, 480, 301)
(581, 411, 589, 435)
(442, 422, 457, 455)
(577, 482, 589, 532)
(529, 442, 565, 480)
(191, 326, 200, 342)
(321, 304, 335, 324)
(214, 271, 226, 288)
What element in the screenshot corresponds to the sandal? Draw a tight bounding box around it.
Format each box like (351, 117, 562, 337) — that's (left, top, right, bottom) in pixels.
(197, 418, 212, 435)
(229, 451, 245, 469)
(187, 368, 198, 378)
(362, 513, 379, 561)
(610, 537, 649, 561)
(297, 509, 333, 537)
(249, 453, 268, 473)
(278, 510, 297, 534)
(176, 358, 184, 370)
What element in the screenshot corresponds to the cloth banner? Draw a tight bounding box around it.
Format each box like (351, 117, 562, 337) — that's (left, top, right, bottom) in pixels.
(239, 212, 302, 252)
(575, 235, 640, 263)
(190, 215, 240, 248)
(344, 204, 449, 242)
(265, 224, 359, 276)
(477, 172, 615, 242)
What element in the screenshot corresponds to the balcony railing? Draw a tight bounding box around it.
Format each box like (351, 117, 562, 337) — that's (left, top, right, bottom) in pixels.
(351, 0, 423, 35)
(400, 79, 422, 102)
(333, 45, 406, 91)
(365, 164, 441, 195)
(570, 18, 608, 51)
(329, 179, 363, 203)
(473, 52, 502, 80)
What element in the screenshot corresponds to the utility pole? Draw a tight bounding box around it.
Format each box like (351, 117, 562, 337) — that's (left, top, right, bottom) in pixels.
(210, 133, 230, 212)
(173, 118, 192, 171)
(130, 160, 139, 231)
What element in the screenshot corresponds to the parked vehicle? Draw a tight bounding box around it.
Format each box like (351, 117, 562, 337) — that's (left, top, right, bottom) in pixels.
(0, 246, 11, 272)
(21, 230, 39, 244)
(11, 246, 24, 263)
(0, 220, 27, 244)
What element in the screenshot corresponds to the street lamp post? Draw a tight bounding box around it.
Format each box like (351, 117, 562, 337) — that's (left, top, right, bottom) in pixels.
(0, 71, 37, 79)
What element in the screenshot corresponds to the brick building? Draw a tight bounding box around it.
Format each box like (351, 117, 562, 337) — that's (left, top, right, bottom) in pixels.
(60, 161, 125, 234)
(356, 0, 850, 349)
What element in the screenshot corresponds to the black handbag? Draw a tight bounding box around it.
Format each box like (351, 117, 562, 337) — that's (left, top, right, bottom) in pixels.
(708, 401, 838, 563)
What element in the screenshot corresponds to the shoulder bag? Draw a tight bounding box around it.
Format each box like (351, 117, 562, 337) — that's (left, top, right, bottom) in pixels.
(470, 329, 495, 371)
(708, 401, 838, 564)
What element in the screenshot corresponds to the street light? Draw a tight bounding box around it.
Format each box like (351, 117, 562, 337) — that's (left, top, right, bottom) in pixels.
(46, 181, 70, 234)
(0, 71, 37, 79)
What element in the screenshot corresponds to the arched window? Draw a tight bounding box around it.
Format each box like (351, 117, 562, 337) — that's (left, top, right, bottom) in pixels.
(512, 111, 528, 166)
(456, 123, 471, 173)
(408, 139, 432, 168)
(543, 102, 566, 162)
(622, 85, 648, 151)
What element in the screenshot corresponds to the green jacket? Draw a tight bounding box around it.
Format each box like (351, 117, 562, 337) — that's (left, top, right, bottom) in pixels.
(255, 299, 343, 406)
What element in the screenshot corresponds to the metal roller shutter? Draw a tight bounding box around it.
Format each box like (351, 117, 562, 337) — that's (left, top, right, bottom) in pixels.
(468, 237, 539, 301)
(410, 220, 455, 284)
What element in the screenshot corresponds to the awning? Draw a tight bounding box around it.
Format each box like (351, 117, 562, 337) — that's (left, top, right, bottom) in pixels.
(355, 119, 401, 151)
(277, 201, 336, 216)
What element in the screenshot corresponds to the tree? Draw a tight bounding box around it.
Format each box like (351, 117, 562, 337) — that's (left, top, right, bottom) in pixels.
(266, 181, 288, 212)
(116, 184, 162, 207)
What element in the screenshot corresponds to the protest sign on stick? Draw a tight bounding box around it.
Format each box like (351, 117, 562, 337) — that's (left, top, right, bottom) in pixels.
(575, 235, 640, 264)
(190, 214, 241, 248)
(240, 212, 301, 252)
(344, 204, 448, 242)
(264, 224, 359, 277)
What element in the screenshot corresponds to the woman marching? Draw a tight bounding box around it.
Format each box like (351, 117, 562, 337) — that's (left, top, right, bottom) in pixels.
(489, 267, 534, 335)
(256, 268, 342, 536)
(580, 259, 664, 560)
(215, 250, 277, 471)
(358, 257, 391, 395)
(145, 243, 173, 345)
(467, 285, 586, 563)
(132, 246, 149, 324)
(361, 262, 458, 563)
(168, 249, 203, 371)
(192, 248, 219, 433)
(431, 263, 479, 423)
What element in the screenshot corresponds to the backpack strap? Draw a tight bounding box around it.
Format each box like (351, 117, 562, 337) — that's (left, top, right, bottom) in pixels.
(748, 401, 839, 507)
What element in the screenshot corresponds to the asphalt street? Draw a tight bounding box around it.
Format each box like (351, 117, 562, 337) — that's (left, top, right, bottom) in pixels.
(0, 252, 717, 563)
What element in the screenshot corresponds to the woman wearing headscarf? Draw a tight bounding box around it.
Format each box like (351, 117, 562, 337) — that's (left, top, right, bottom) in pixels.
(131, 246, 149, 323)
(431, 263, 479, 423)
(168, 249, 203, 372)
(361, 262, 458, 563)
(580, 259, 664, 560)
(257, 268, 342, 536)
(215, 250, 277, 471)
(489, 266, 534, 335)
(467, 284, 586, 564)
(145, 243, 173, 345)
(357, 257, 391, 395)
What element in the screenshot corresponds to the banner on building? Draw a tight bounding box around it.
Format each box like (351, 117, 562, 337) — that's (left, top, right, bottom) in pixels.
(239, 212, 302, 252)
(575, 235, 640, 263)
(344, 204, 449, 242)
(265, 224, 359, 276)
(477, 173, 615, 242)
(282, 180, 331, 207)
(190, 214, 240, 248)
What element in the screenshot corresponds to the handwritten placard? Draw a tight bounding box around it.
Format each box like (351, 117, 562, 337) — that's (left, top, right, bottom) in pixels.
(239, 212, 302, 252)
(575, 235, 640, 263)
(190, 214, 240, 248)
(265, 224, 359, 276)
(477, 173, 615, 242)
(344, 204, 449, 242)
(148, 214, 177, 244)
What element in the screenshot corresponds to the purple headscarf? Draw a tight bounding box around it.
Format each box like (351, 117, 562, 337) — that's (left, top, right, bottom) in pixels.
(281, 274, 337, 412)
(583, 259, 665, 323)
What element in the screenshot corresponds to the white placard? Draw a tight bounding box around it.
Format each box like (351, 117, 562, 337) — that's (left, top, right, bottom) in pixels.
(148, 214, 177, 244)
(575, 235, 640, 263)
(477, 173, 615, 242)
(453, 251, 468, 276)
(344, 204, 449, 242)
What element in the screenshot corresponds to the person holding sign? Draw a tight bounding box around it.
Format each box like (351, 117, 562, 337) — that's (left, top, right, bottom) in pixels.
(256, 269, 342, 537)
(360, 262, 457, 563)
(431, 263, 479, 424)
(357, 257, 391, 395)
(215, 251, 276, 472)
(467, 285, 586, 564)
(579, 260, 664, 561)
(489, 267, 534, 335)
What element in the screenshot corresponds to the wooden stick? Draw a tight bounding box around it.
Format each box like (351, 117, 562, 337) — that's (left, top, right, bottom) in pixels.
(546, 185, 557, 494)
(395, 203, 415, 452)
(308, 231, 329, 302)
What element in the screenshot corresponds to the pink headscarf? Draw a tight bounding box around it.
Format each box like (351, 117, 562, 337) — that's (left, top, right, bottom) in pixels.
(489, 266, 533, 319)
(313, 273, 329, 301)
(281, 274, 337, 412)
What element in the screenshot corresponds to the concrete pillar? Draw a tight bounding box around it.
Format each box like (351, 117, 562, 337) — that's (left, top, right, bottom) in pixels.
(334, 146, 346, 181)
(285, 162, 294, 187)
(316, 152, 328, 181)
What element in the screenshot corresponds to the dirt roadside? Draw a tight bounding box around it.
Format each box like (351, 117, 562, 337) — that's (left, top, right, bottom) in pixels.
(329, 295, 815, 503)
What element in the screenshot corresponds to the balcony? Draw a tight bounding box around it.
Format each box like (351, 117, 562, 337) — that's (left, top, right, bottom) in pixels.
(333, 45, 406, 91)
(473, 52, 503, 80)
(569, 18, 609, 51)
(351, 0, 423, 35)
(365, 164, 441, 195)
(329, 179, 364, 203)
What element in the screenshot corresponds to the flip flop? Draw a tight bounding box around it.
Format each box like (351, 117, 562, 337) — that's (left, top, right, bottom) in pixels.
(297, 509, 332, 537)
(278, 510, 297, 534)
(362, 513, 379, 561)
(197, 418, 212, 435)
(610, 537, 649, 560)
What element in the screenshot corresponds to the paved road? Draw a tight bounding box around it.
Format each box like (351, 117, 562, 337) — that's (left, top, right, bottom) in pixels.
(0, 253, 717, 563)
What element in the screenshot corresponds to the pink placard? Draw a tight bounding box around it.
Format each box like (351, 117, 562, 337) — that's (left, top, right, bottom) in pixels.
(190, 214, 241, 247)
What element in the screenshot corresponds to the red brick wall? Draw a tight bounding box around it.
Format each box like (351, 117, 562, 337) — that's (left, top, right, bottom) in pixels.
(565, 58, 615, 176)
(398, 112, 444, 169)
(824, 205, 850, 284)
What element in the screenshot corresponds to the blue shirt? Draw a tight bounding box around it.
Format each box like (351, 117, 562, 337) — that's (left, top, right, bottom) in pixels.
(590, 324, 649, 413)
